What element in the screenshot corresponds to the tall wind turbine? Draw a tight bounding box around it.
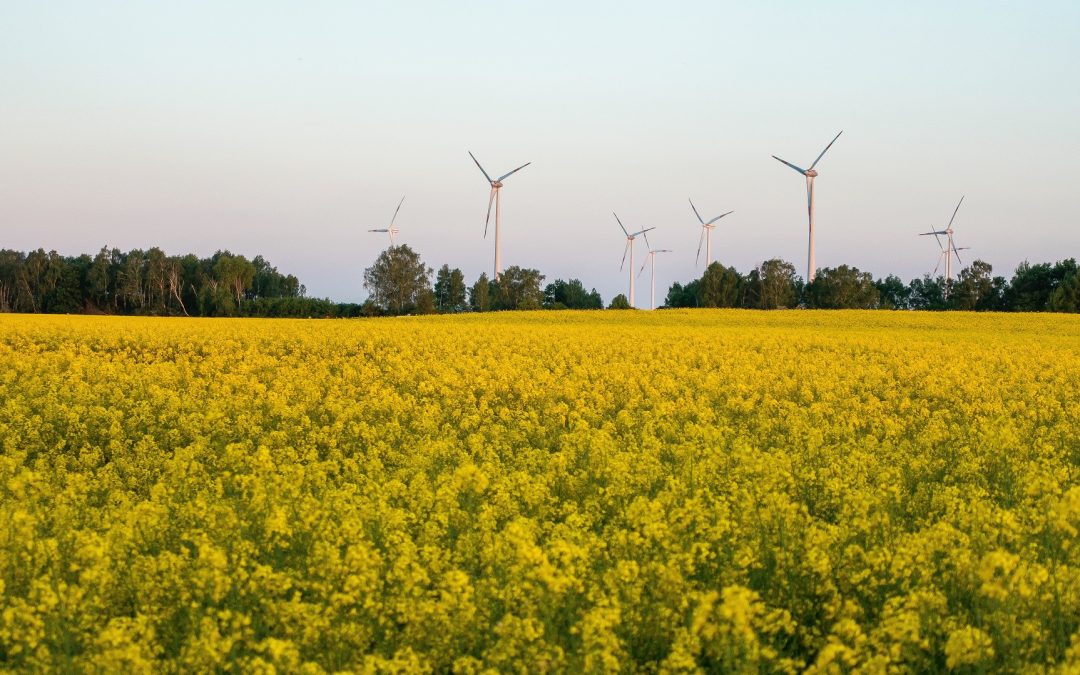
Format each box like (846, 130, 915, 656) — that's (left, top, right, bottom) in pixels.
(689, 199, 733, 267)
(772, 130, 843, 283)
(638, 230, 672, 310)
(614, 212, 654, 308)
(368, 195, 405, 246)
(920, 196, 969, 298)
(468, 151, 530, 280)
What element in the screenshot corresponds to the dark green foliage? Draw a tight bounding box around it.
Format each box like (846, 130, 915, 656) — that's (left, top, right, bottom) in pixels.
(469, 273, 492, 312)
(699, 262, 743, 308)
(543, 278, 603, 310)
(363, 245, 434, 315)
(608, 294, 632, 309)
(434, 265, 468, 313)
(743, 259, 799, 309)
(874, 275, 910, 310)
(805, 265, 879, 309)
(491, 266, 545, 310)
(664, 280, 702, 308)
(1006, 259, 1078, 311)
(906, 276, 948, 310)
(0, 247, 308, 317)
(1048, 271, 1080, 312)
(952, 260, 1003, 311)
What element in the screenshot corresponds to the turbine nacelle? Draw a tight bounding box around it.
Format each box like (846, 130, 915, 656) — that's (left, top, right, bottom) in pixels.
(805, 169, 819, 178)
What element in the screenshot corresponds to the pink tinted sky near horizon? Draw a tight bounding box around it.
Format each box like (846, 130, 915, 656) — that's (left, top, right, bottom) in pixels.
(1, 1, 1078, 304)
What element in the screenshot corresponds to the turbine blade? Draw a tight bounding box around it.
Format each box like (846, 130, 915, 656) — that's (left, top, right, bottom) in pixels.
(388, 195, 405, 229)
(497, 162, 531, 182)
(933, 253, 943, 277)
(706, 210, 734, 225)
(469, 151, 493, 184)
(947, 195, 965, 230)
(613, 212, 628, 236)
(695, 228, 705, 266)
(809, 130, 843, 170)
(368, 229, 388, 233)
(638, 258, 648, 278)
(657, 249, 673, 253)
(620, 240, 630, 271)
(632, 227, 656, 236)
(772, 155, 807, 175)
(920, 230, 945, 250)
(689, 198, 705, 225)
(952, 245, 963, 265)
(641, 229, 651, 250)
(484, 187, 496, 237)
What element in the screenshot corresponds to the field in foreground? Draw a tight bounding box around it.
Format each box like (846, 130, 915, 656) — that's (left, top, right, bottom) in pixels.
(1, 311, 1080, 673)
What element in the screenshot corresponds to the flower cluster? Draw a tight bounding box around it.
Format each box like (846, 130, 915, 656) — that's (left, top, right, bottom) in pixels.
(1, 310, 1079, 671)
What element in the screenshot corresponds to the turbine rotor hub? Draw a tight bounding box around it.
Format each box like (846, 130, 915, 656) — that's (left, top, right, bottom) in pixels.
(492, 180, 503, 188)
(805, 169, 819, 178)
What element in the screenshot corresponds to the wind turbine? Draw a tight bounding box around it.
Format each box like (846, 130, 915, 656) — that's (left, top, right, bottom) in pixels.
(637, 230, 672, 310)
(368, 195, 405, 246)
(614, 212, 654, 308)
(689, 199, 733, 267)
(920, 196, 969, 298)
(468, 151, 531, 281)
(772, 130, 843, 283)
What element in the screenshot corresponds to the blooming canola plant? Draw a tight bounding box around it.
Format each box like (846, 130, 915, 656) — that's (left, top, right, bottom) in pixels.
(1, 311, 1079, 671)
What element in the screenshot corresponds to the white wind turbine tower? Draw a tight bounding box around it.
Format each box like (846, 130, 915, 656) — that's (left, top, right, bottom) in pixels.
(689, 199, 733, 267)
(614, 212, 654, 308)
(920, 196, 970, 298)
(637, 230, 672, 310)
(468, 151, 531, 281)
(772, 130, 843, 283)
(368, 195, 405, 246)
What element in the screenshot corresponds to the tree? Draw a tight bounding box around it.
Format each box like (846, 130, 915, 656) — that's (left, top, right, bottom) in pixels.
(1048, 271, 1080, 312)
(434, 265, 468, 313)
(492, 266, 545, 310)
(544, 278, 602, 309)
(87, 247, 113, 310)
(213, 252, 256, 310)
(875, 274, 910, 310)
(0, 250, 25, 312)
(608, 293, 632, 309)
(805, 265, 879, 309)
(665, 279, 701, 308)
(363, 245, 433, 315)
(743, 259, 798, 309)
(469, 273, 492, 312)
(698, 262, 742, 308)
(1006, 259, 1078, 311)
(907, 275, 948, 310)
(952, 260, 1000, 311)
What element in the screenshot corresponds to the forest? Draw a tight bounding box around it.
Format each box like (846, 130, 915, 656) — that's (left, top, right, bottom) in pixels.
(1, 245, 1077, 317)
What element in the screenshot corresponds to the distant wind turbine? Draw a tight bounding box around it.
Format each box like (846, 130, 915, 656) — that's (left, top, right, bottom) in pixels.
(468, 151, 530, 281)
(368, 195, 405, 246)
(638, 230, 672, 310)
(614, 212, 654, 308)
(920, 196, 969, 298)
(772, 130, 843, 283)
(689, 199, 733, 268)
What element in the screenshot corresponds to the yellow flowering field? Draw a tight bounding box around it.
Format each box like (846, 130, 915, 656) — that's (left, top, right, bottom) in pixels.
(2, 310, 1080, 672)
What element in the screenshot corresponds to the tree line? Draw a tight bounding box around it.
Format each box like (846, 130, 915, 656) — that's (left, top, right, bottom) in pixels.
(2, 245, 1077, 316)
(664, 257, 1080, 312)
(0, 247, 364, 317)
(364, 246, 1080, 315)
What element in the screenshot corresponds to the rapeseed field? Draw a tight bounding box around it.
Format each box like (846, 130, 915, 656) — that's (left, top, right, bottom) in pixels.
(1, 310, 1079, 672)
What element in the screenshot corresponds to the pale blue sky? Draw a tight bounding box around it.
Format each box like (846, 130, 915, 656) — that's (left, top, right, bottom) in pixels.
(2, 1, 1078, 305)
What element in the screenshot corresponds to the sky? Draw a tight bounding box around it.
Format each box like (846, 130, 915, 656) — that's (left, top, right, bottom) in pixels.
(1, 1, 1078, 306)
